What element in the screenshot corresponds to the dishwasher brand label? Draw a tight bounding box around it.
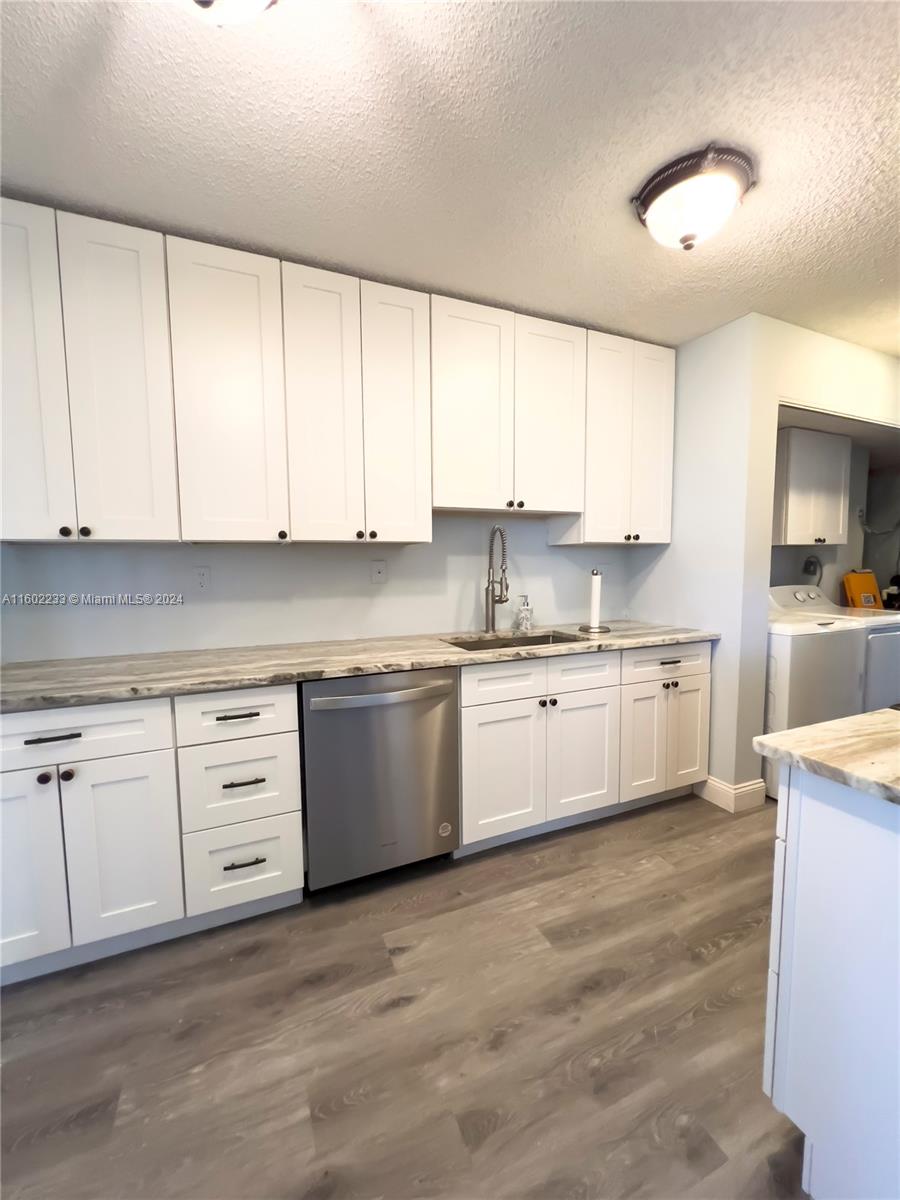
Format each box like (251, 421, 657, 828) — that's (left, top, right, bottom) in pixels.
(438, 823, 452, 837)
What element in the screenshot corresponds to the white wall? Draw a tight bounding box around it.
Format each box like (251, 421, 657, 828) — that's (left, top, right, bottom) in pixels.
(770, 442, 871, 603)
(0, 515, 632, 662)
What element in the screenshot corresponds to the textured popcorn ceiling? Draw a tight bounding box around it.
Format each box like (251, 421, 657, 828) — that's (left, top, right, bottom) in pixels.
(2, 0, 898, 354)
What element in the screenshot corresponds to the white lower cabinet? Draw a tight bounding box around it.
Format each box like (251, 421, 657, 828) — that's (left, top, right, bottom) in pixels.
(0, 767, 71, 966)
(461, 698, 547, 844)
(547, 687, 621, 820)
(183, 812, 303, 916)
(620, 676, 710, 803)
(60, 749, 184, 945)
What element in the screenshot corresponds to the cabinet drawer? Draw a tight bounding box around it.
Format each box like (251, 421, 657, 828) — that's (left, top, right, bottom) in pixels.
(0, 699, 173, 773)
(182, 812, 303, 916)
(178, 732, 301, 833)
(547, 651, 620, 694)
(460, 659, 548, 706)
(620, 641, 711, 685)
(174, 685, 298, 746)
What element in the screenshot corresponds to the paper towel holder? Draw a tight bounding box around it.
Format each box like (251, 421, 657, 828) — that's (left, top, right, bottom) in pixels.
(580, 567, 611, 634)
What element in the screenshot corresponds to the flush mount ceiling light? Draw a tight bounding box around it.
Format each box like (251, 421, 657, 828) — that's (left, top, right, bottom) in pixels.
(190, 0, 278, 26)
(631, 144, 756, 252)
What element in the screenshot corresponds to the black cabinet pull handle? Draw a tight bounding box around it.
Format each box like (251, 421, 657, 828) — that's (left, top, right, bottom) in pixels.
(24, 731, 82, 746)
(659, 659, 682, 666)
(223, 856, 267, 872)
(506, 500, 514, 508)
(633, 533, 640, 541)
(663, 682, 671, 690)
(356, 530, 365, 539)
(549, 697, 558, 706)
(222, 776, 266, 791)
(369, 530, 378, 539)
(624, 534, 632, 541)
(36, 772, 53, 785)
(516, 501, 525, 509)
(672, 680, 680, 689)
(277, 530, 287, 540)
(58, 526, 72, 538)
(215, 711, 261, 723)
(538, 698, 548, 708)
(79, 526, 91, 537)
(60, 768, 75, 782)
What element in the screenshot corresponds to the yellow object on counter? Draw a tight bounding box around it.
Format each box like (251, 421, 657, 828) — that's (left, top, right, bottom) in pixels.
(843, 569, 883, 609)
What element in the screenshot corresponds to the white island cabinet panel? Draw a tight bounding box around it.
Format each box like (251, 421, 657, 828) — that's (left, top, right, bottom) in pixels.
(57, 212, 180, 541)
(514, 314, 586, 514)
(431, 296, 515, 511)
(1, 199, 77, 541)
(0, 768, 71, 966)
(61, 749, 184, 945)
(360, 281, 432, 543)
(283, 264, 366, 542)
(167, 237, 288, 541)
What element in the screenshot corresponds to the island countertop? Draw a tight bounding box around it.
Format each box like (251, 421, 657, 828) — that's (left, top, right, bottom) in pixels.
(754, 709, 900, 806)
(0, 621, 718, 714)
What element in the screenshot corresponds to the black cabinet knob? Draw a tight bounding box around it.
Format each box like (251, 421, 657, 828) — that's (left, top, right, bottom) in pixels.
(549, 697, 558, 706)
(538, 698, 548, 708)
(672, 680, 679, 689)
(516, 501, 524, 509)
(506, 500, 514, 508)
(356, 530, 365, 539)
(36, 771, 53, 785)
(277, 530, 287, 540)
(369, 531, 377, 540)
(79, 526, 91, 538)
(633, 533, 640, 541)
(60, 768, 75, 782)
(58, 526, 72, 538)
(663, 682, 671, 690)
(624, 534, 632, 541)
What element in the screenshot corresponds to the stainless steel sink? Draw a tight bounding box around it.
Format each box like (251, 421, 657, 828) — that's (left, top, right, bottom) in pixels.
(444, 631, 584, 652)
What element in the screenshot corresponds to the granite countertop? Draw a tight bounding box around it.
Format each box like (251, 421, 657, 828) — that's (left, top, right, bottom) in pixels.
(754, 709, 900, 806)
(0, 621, 718, 714)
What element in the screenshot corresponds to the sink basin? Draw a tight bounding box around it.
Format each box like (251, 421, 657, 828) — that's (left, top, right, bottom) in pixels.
(444, 631, 584, 652)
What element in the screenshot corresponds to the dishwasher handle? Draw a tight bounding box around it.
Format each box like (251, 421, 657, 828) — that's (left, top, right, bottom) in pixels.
(309, 680, 454, 711)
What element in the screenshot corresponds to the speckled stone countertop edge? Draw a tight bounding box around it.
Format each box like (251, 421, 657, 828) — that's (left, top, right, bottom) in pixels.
(0, 622, 720, 714)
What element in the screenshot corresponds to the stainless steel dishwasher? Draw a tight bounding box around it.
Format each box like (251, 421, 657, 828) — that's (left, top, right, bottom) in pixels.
(302, 668, 459, 890)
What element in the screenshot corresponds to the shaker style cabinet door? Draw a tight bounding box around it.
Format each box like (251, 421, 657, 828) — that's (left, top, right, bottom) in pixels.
(619, 680, 668, 803)
(60, 750, 184, 945)
(360, 281, 432, 543)
(461, 698, 547, 844)
(628, 341, 675, 544)
(666, 673, 711, 789)
(546, 686, 621, 819)
(1, 200, 78, 541)
(582, 331, 634, 543)
(167, 237, 289, 541)
(57, 212, 180, 541)
(431, 296, 515, 511)
(513, 314, 586, 513)
(283, 264, 366, 542)
(0, 767, 71, 966)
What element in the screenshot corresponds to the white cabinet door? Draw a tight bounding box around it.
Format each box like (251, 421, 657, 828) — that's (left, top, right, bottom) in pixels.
(620, 680, 667, 803)
(431, 296, 515, 511)
(546, 686, 620, 820)
(60, 750, 184, 945)
(773, 428, 851, 546)
(360, 281, 432, 543)
(167, 237, 288, 541)
(462, 697, 546, 844)
(0, 768, 71, 965)
(283, 264, 366, 542)
(813, 430, 851, 544)
(57, 212, 180, 541)
(629, 341, 675, 544)
(666, 674, 710, 789)
(583, 331, 633, 543)
(514, 315, 586, 513)
(1, 200, 77, 541)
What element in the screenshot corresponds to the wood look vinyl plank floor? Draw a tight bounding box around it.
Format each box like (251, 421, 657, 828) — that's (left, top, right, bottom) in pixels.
(0, 797, 805, 1200)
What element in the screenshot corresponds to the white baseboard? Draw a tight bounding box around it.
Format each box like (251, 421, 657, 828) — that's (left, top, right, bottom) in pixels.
(697, 775, 768, 814)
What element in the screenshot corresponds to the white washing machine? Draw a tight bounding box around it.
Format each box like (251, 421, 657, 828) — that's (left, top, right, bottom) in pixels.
(770, 585, 900, 711)
(764, 590, 867, 797)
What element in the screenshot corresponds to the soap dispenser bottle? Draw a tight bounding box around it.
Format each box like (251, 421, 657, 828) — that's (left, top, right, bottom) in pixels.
(514, 594, 533, 633)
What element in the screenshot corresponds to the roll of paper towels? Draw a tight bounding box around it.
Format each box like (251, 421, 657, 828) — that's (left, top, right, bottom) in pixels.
(589, 570, 602, 628)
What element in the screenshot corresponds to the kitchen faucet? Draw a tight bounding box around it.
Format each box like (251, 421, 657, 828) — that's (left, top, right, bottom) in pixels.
(485, 524, 510, 632)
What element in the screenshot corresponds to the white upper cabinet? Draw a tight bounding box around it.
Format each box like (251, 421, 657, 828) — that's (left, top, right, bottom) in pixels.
(772, 427, 851, 546)
(549, 333, 675, 546)
(283, 264, 366, 541)
(167, 237, 289, 541)
(57, 213, 180, 541)
(1, 200, 77, 541)
(431, 296, 515, 511)
(514, 315, 586, 513)
(360, 281, 432, 543)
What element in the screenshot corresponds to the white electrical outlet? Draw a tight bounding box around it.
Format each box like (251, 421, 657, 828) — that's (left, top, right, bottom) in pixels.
(371, 560, 387, 584)
(192, 566, 211, 595)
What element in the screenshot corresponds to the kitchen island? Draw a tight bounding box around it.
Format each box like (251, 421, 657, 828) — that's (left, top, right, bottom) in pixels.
(754, 710, 899, 1200)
